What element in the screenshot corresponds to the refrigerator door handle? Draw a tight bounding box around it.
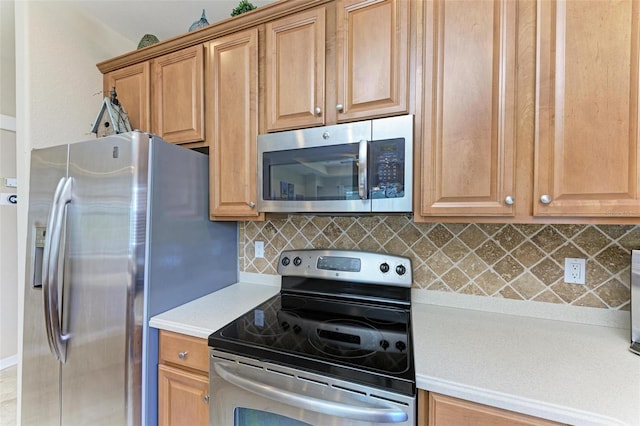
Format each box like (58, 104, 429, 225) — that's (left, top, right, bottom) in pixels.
(42, 177, 66, 360)
(46, 177, 74, 363)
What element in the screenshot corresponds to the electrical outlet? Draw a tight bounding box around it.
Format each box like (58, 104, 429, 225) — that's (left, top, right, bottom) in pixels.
(564, 258, 586, 285)
(255, 241, 264, 259)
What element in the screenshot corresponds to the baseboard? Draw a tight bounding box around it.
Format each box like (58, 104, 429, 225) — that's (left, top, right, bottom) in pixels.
(0, 354, 17, 370)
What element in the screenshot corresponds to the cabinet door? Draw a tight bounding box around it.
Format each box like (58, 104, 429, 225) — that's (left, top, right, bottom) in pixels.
(336, 0, 409, 121)
(420, 0, 517, 217)
(151, 45, 204, 145)
(422, 391, 563, 426)
(207, 28, 263, 220)
(104, 62, 150, 133)
(534, 0, 640, 217)
(158, 364, 208, 426)
(266, 8, 326, 131)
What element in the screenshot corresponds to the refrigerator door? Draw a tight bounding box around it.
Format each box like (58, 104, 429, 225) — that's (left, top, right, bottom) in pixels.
(60, 133, 148, 425)
(22, 144, 69, 426)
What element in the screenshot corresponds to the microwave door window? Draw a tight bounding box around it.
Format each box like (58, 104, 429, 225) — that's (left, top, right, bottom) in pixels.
(263, 144, 359, 201)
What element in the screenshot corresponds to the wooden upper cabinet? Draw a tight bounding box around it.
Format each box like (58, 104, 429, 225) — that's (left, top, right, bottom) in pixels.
(420, 0, 517, 217)
(534, 0, 640, 217)
(265, 8, 326, 131)
(207, 28, 263, 220)
(104, 62, 150, 133)
(151, 45, 204, 145)
(336, 0, 409, 122)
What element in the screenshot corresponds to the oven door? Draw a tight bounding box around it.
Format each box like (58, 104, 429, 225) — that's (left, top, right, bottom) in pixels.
(210, 352, 415, 426)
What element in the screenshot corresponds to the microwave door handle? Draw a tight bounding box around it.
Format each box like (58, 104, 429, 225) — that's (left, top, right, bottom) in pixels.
(42, 177, 66, 360)
(214, 363, 408, 423)
(358, 139, 368, 200)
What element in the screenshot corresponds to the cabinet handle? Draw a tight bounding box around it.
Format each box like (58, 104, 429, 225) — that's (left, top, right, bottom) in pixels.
(314, 107, 322, 116)
(178, 351, 188, 359)
(504, 196, 515, 205)
(203, 395, 210, 404)
(540, 194, 552, 204)
(336, 104, 344, 112)
(247, 201, 256, 208)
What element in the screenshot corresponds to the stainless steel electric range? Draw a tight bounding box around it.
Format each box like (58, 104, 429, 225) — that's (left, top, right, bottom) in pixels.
(208, 249, 416, 426)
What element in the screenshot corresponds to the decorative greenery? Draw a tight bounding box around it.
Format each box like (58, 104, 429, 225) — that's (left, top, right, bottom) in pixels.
(231, 0, 257, 16)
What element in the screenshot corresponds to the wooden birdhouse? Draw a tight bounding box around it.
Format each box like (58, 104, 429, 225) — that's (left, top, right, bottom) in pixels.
(90, 88, 132, 137)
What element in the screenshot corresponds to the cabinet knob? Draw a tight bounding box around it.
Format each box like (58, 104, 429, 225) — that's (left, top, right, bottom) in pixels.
(248, 201, 256, 208)
(504, 196, 515, 205)
(203, 395, 210, 404)
(314, 107, 322, 116)
(540, 194, 552, 204)
(336, 104, 344, 112)
(178, 351, 188, 359)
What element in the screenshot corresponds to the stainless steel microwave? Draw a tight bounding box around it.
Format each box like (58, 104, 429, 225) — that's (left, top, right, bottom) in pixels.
(257, 115, 413, 214)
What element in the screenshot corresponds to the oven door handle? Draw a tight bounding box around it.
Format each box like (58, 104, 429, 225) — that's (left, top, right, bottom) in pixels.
(214, 363, 408, 423)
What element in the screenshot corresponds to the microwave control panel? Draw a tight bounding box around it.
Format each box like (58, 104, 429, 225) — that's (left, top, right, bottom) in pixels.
(369, 138, 405, 199)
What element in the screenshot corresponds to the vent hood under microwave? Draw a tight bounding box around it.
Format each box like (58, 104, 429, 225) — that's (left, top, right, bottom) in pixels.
(257, 115, 413, 214)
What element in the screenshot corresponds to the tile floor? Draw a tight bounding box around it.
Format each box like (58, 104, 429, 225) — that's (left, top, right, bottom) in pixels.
(0, 365, 16, 426)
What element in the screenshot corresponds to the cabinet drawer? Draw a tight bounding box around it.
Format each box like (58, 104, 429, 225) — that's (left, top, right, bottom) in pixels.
(159, 330, 209, 373)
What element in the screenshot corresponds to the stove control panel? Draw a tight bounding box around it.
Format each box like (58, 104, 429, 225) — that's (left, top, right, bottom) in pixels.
(277, 249, 412, 287)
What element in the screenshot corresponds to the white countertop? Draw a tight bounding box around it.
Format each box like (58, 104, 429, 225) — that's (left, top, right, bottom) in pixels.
(149, 273, 281, 339)
(150, 274, 640, 425)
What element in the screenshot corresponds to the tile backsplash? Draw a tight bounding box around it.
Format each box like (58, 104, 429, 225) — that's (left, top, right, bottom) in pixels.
(239, 216, 639, 310)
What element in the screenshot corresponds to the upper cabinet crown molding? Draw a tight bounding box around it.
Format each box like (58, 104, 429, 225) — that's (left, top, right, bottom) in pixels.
(96, 0, 334, 74)
(534, 0, 640, 217)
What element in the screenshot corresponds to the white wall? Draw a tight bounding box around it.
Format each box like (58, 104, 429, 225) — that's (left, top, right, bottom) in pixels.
(14, 0, 134, 417)
(0, 0, 18, 369)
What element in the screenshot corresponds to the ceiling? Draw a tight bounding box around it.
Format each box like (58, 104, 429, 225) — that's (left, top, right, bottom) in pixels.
(74, 0, 278, 45)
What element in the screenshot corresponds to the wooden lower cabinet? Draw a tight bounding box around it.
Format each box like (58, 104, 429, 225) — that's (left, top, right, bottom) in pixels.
(419, 391, 565, 426)
(158, 330, 209, 426)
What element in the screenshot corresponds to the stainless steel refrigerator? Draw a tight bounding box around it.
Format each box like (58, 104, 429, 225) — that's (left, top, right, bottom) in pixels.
(21, 131, 238, 426)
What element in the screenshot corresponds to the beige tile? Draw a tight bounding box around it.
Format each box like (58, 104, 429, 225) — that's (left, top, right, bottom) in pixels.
(572, 226, 611, 256)
(457, 224, 487, 249)
(511, 273, 546, 300)
(530, 258, 563, 285)
(593, 279, 630, 308)
(530, 226, 564, 253)
(427, 224, 454, 247)
(457, 253, 488, 280)
(475, 270, 506, 296)
(474, 240, 506, 265)
(511, 241, 545, 267)
(494, 225, 525, 251)
(493, 255, 524, 283)
(595, 246, 631, 273)
(237, 217, 639, 310)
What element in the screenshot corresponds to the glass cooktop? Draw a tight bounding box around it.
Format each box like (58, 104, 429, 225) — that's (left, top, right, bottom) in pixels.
(208, 278, 415, 396)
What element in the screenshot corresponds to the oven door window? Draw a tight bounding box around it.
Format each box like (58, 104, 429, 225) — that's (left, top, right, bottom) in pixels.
(235, 407, 311, 426)
(262, 144, 359, 201)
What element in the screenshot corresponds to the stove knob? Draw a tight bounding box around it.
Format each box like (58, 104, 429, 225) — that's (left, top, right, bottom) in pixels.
(293, 257, 302, 266)
(281, 257, 290, 266)
(380, 339, 390, 350)
(395, 264, 406, 276)
(280, 321, 290, 331)
(293, 324, 302, 334)
(395, 341, 406, 352)
(380, 263, 390, 273)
